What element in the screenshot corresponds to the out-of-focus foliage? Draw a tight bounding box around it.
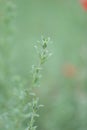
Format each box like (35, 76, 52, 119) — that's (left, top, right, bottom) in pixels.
(1, 0, 87, 130)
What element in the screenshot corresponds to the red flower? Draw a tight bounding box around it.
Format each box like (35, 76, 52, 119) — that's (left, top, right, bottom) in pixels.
(62, 63, 76, 78)
(80, 0, 87, 10)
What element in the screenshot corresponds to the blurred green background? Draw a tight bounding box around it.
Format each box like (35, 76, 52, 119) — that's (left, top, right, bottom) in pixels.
(14, 0, 87, 77)
(1, 0, 87, 130)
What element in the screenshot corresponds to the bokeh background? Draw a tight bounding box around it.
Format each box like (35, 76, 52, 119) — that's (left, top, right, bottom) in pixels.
(1, 0, 87, 130)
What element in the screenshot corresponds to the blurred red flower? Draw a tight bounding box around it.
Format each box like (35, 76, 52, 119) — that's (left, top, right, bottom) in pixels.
(80, 0, 87, 10)
(62, 63, 76, 78)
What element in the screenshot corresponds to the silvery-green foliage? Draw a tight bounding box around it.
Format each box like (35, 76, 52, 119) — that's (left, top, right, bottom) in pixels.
(32, 37, 52, 87)
(0, 1, 52, 129)
(26, 37, 52, 130)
